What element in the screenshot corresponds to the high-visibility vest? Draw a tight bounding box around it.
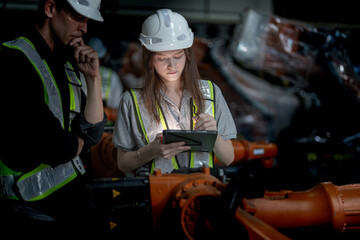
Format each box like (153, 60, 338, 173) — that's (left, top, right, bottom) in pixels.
(0, 37, 85, 201)
(130, 80, 215, 174)
(100, 65, 113, 101)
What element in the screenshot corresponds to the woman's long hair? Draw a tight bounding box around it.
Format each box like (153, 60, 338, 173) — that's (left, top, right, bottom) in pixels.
(141, 46, 204, 123)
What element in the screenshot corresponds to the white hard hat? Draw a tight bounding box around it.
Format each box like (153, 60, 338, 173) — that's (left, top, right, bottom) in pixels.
(67, 0, 104, 22)
(87, 37, 107, 58)
(139, 9, 194, 52)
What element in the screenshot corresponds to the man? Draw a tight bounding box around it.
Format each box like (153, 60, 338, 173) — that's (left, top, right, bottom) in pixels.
(0, 0, 106, 236)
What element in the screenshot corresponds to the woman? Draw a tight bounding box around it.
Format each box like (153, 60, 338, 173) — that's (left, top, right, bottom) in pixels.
(113, 9, 237, 175)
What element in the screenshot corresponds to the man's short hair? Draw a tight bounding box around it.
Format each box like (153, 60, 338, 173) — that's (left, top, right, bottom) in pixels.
(36, 0, 68, 24)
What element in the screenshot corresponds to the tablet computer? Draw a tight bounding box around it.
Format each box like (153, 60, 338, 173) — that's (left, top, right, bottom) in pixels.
(162, 130, 218, 152)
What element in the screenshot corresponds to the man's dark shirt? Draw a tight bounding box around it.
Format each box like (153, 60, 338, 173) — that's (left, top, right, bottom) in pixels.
(0, 29, 105, 173)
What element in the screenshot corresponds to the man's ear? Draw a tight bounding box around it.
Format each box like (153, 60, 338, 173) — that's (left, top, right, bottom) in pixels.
(44, 0, 56, 18)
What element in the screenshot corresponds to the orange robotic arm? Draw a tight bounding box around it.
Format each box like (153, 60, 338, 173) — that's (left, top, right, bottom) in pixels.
(214, 139, 277, 168)
(148, 167, 291, 240)
(92, 167, 360, 239)
(242, 182, 360, 232)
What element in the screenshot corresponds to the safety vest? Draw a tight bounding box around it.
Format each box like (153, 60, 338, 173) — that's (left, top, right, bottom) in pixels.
(130, 80, 215, 174)
(100, 65, 113, 101)
(0, 37, 85, 201)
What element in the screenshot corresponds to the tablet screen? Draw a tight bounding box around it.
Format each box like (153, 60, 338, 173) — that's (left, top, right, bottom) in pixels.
(163, 130, 217, 152)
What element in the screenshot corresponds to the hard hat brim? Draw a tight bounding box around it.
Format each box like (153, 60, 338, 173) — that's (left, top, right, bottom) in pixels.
(139, 37, 193, 52)
(67, 1, 104, 22)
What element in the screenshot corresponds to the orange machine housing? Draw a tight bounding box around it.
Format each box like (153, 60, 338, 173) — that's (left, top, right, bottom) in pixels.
(214, 139, 277, 168)
(148, 167, 291, 240)
(147, 168, 360, 239)
(242, 182, 360, 232)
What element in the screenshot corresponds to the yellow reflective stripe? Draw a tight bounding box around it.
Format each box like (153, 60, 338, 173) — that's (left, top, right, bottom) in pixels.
(192, 101, 197, 129)
(156, 105, 179, 171)
(17, 162, 79, 201)
(65, 62, 80, 113)
(190, 152, 195, 168)
(99, 66, 112, 100)
(69, 84, 76, 112)
(207, 80, 215, 168)
(30, 172, 77, 201)
(189, 153, 213, 168)
(129, 90, 158, 173)
(43, 58, 65, 117)
(208, 80, 215, 117)
(150, 161, 156, 174)
(171, 158, 179, 170)
(209, 152, 214, 168)
(151, 105, 166, 174)
(17, 164, 48, 181)
(158, 105, 167, 130)
(105, 69, 112, 99)
(130, 89, 149, 144)
(65, 62, 82, 85)
(43, 60, 64, 128)
(18, 36, 36, 49)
